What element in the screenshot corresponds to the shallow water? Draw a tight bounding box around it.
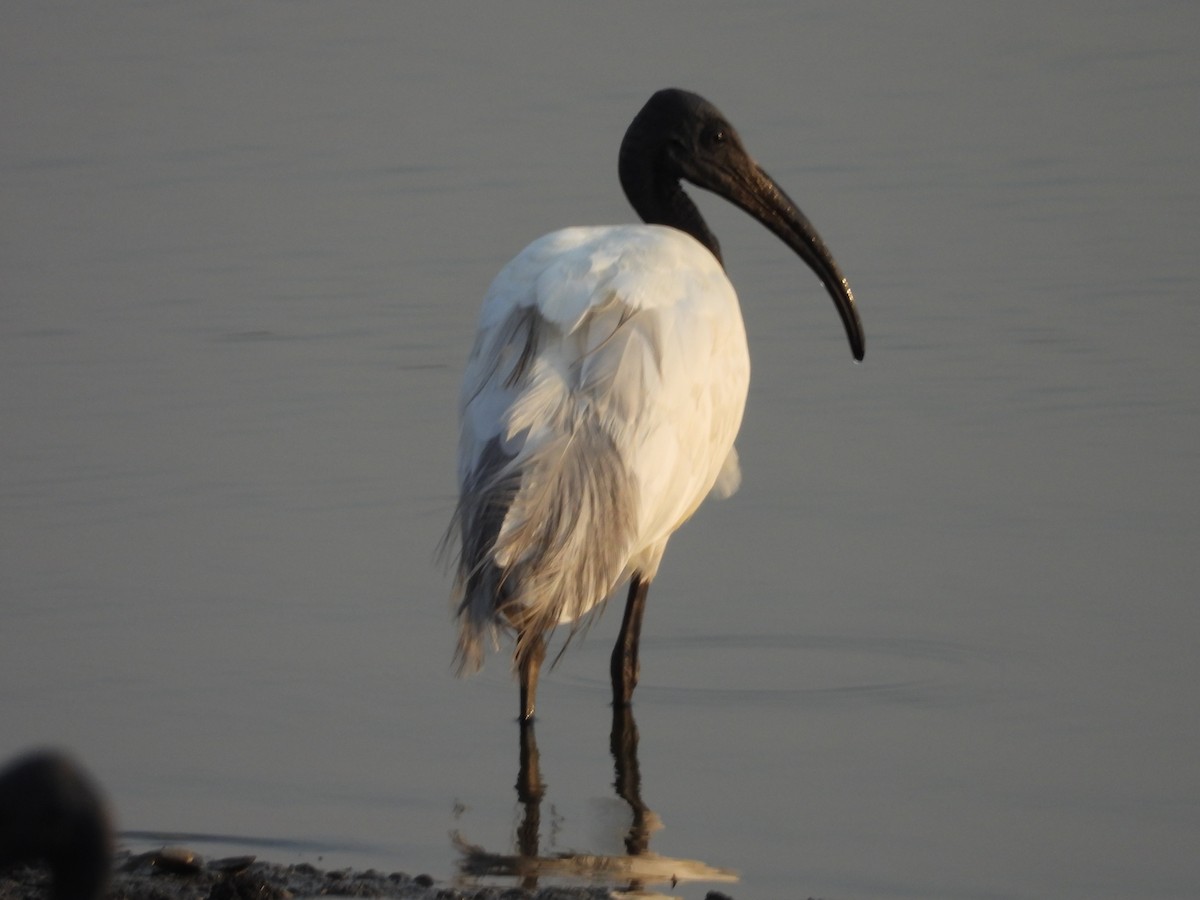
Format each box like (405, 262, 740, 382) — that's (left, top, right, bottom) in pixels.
(3, 3, 1198, 899)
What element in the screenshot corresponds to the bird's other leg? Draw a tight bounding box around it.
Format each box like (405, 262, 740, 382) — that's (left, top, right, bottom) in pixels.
(516, 629, 547, 723)
(611, 575, 650, 708)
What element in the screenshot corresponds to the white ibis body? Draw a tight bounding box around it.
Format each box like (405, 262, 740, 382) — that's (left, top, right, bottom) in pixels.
(448, 89, 864, 721)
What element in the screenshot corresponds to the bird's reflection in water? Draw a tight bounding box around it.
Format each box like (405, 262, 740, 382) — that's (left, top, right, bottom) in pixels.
(609, 705, 653, 858)
(455, 707, 736, 897)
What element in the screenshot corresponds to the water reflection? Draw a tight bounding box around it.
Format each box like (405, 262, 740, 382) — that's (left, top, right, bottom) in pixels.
(454, 708, 737, 896)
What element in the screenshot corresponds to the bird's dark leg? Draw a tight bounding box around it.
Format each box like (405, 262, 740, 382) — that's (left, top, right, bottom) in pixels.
(517, 630, 546, 722)
(611, 575, 650, 707)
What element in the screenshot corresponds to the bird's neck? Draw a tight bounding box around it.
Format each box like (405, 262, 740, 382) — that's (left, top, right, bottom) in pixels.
(619, 158, 724, 266)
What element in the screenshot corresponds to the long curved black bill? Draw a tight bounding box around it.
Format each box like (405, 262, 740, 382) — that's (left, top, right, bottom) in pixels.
(731, 165, 865, 361)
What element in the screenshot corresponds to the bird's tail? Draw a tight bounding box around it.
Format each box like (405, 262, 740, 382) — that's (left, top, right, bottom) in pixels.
(449, 421, 637, 675)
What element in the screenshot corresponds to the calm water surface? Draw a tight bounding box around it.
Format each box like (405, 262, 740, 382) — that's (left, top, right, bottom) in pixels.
(2, 4, 1198, 899)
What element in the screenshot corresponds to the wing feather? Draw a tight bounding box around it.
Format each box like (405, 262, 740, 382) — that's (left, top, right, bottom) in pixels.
(450, 225, 749, 673)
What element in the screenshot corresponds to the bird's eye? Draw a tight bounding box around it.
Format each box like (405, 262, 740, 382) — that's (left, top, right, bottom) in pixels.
(702, 125, 727, 150)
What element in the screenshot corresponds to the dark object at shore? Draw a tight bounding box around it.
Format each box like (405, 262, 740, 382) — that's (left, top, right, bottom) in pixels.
(0, 750, 113, 900)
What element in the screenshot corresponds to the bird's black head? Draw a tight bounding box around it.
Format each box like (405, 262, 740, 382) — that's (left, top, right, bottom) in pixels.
(618, 89, 750, 255)
(622, 88, 750, 183)
(618, 88, 865, 361)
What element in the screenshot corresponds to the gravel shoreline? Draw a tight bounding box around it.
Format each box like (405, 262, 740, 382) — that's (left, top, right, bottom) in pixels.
(1, 847, 739, 900)
(1, 752, 739, 900)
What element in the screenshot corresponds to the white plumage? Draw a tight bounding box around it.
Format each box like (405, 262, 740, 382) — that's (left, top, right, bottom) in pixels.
(453, 225, 749, 670)
(445, 89, 863, 721)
